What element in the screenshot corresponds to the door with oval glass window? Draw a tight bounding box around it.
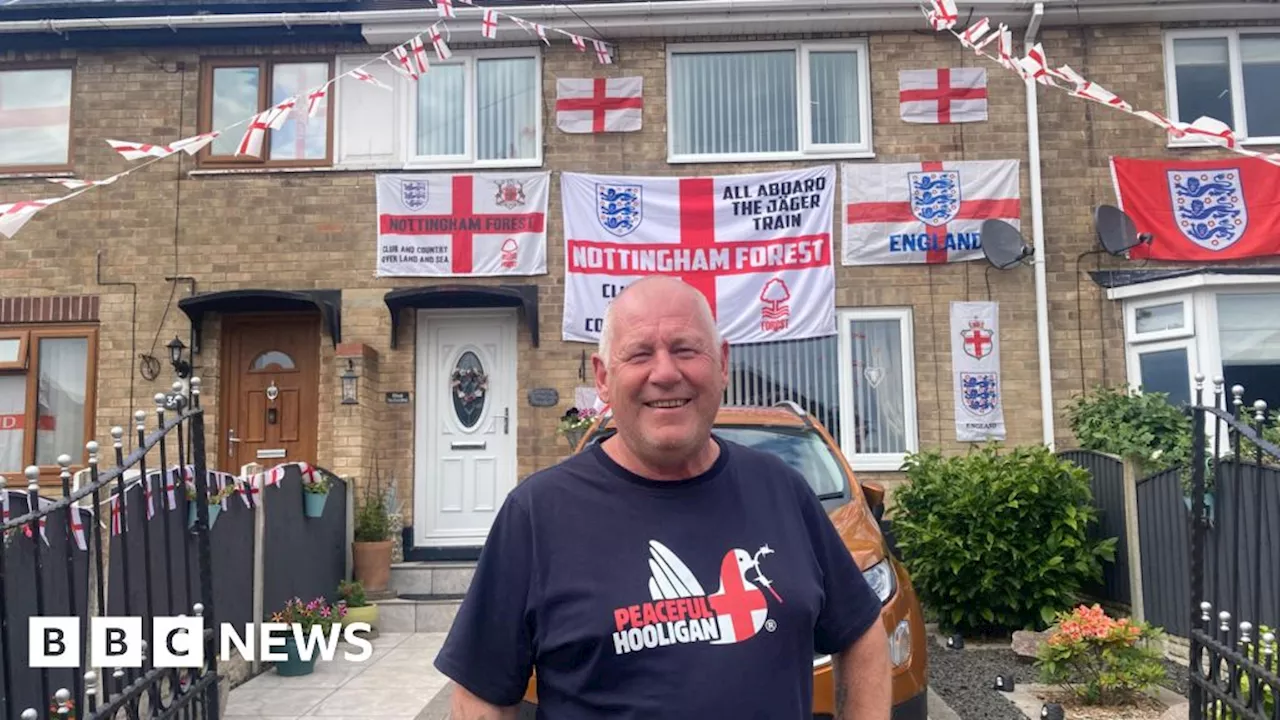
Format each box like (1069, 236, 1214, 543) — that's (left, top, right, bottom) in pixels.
(415, 310, 518, 548)
(220, 313, 320, 474)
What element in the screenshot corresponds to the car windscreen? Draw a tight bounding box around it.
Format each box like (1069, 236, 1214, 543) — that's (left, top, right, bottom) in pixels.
(709, 426, 847, 499)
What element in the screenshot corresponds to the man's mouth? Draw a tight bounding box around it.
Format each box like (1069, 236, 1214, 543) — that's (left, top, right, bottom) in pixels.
(646, 399, 690, 409)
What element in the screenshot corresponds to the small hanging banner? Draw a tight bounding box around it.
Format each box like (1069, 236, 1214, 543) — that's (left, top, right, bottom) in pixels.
(950, 301, 1006, 442)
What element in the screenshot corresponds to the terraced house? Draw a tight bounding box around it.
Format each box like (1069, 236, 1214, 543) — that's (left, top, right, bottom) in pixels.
(2, 0, 1279, 571)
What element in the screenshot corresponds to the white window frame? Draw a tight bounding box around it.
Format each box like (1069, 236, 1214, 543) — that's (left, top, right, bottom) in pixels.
(664, 39, 874, 164)
(404, 46, 543, 170)
(836, 307, 918, 472)
(1126, 295, 1194, 344)
(1163, 28, 1280, 148)
(1125, 337, 1199, 405)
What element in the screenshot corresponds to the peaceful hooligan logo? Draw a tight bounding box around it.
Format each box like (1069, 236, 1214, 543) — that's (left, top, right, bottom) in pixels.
(611, 540, 782, 655)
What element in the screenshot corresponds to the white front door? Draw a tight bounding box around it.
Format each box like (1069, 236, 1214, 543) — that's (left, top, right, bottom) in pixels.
(414, 309, 519, 547)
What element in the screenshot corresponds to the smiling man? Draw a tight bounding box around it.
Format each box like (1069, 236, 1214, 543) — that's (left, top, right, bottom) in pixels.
(434, 276, 891, 719)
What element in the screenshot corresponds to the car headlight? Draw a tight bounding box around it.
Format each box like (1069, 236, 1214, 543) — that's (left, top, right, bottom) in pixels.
(862, 558, 896, 605)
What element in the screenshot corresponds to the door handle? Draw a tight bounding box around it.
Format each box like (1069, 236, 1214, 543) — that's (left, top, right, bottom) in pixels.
(228, 429, 241, 457)
(503, 407, 509, 435)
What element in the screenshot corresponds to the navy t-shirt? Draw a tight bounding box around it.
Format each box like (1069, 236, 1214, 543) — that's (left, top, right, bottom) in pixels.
(433, 434, 883, 718)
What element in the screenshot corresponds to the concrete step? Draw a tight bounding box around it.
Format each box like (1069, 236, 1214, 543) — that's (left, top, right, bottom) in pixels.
(389, 561, 476, 597)
(373, 596, 463, 633)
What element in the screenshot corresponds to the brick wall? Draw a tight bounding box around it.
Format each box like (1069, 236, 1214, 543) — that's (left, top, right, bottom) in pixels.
(1, 23, 1272, 519)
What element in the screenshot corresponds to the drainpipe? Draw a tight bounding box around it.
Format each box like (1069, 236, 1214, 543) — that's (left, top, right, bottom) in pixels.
(1025, 1, 1055, 450)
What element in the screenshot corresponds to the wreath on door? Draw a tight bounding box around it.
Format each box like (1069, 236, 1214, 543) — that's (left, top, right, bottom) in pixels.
(450, 366, 489, 405)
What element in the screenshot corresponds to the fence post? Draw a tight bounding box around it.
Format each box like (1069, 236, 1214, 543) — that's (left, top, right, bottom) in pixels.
(1121, 457, 1146, 624)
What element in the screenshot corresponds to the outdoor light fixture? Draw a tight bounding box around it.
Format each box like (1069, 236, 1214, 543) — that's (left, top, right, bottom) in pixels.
(341, 360, 358, 405)
(167, 336, 191, 379)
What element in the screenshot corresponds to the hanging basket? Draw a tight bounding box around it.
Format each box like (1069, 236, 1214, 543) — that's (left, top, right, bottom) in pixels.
(303, 490, 328, 518)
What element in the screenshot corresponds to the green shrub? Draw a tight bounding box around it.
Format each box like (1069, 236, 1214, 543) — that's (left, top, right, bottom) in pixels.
(891, 444, 1117, 635)
(1066, 384, 1193, 475)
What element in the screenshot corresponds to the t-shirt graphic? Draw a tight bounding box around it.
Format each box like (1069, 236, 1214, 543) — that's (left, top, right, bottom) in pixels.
(614, 540, 781, 655)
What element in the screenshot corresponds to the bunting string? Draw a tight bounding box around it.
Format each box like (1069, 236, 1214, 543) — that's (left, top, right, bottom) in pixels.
(0, 1, 614, 239)
(920, 0, 1280, 166)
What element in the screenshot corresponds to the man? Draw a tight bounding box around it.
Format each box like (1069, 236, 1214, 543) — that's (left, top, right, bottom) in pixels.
(434, 276, 891, 719)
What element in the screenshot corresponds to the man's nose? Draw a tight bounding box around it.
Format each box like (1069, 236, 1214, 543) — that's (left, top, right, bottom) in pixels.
(648, 350, 682, 384)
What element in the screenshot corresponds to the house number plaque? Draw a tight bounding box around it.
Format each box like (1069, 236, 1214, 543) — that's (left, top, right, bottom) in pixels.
(528, 388, 559, 407)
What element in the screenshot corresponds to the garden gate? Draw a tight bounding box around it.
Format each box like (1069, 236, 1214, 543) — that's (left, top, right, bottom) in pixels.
(0, 377, 221, 719)
(1187, 377, 1279, 720)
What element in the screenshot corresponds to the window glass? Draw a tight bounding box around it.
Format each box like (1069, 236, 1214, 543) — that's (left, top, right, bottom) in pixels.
(451, 351, 486, 430)
(1138, 347, 1191, 407)
(270, 62, 329, 160)
(1173, 37, 1233, 129)
(670, 50, 798, 156)
(0, 338, 21, 364)
(809, 51, 860, 145)
(476, 57, 538, 161)
(848, 319, 907, 454)
(0, 374, 25, 473)
(417, 64, 467, 157)
(33, 337, 87, 467)
(723, 335, 840, 441)
(1135, 302, 1184, 334)
(251, 350, 295, 371)
(0, 68, 73, 167)
(1217, 292, 1280, 411)
(712, 426, 845, 498)
(1241, 35, 1280, 137)
(210, 66, 261, 156)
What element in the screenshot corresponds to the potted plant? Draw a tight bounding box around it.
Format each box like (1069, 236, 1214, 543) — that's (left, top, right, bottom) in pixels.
(557, 407, 598, 450)
(303, 470, 331, 518)
(352, 485, 393, 593)
(186, 481, 234, 529)
(269, 595, 346, 677)
(338, 579, 378, 628)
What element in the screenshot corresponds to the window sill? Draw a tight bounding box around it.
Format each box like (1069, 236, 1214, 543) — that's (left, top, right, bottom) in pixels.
(667, 149, 875, 165)
(0, 171, 76, 181)
(1165, 136, 1280, 150)
(189, 158, 545, 176)
(848, 455, 908, 473)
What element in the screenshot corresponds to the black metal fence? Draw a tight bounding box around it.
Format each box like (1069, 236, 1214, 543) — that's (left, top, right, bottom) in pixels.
(0, 378, 351, 720)
(1, 378, 221, 720)
(1186, 379, 1279, 720)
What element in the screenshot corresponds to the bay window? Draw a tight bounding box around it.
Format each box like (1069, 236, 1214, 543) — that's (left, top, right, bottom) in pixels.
(0, 326, 97, 482)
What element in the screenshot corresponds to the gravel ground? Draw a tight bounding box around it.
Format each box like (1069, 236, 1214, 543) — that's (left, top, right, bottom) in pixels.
(927, 643, 1191, 719)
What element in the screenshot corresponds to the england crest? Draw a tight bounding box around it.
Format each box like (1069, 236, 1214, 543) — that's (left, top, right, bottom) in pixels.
(960, 372, 1000, 416)
(597, 183, 642, 237)
(400, 180, 429, 211)
(908, 169, 960, 227)
(1167, 169, 1248, 251)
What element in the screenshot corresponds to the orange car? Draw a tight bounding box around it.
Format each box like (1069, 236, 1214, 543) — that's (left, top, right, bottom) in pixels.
(518, 402, 929, 719)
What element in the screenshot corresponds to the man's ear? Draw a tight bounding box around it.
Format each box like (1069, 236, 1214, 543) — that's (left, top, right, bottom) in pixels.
(719, 339, 730, 386)
(591, 353, 610, 404)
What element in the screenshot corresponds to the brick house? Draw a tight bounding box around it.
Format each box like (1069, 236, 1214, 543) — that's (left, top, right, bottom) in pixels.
(2, 0, 1279, 565)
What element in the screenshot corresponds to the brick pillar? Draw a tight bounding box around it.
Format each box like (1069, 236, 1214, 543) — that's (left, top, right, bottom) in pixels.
(332, 342, 379, 490)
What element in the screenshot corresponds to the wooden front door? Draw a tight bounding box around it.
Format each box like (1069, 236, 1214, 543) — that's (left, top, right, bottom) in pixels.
(220, 313, 320, 473)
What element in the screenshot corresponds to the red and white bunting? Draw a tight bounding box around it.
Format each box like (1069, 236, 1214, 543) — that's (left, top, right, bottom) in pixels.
(387, 50, 418, 81)
(109, 493, 122, 536)
(236, 99, 294, 157)
(307, 83, 330, 117)
(47, 172, 126, 190)
(68, 505, 87, 551)
(593, 39, 613, 65)
(410, 36, 432, 74)
(532, 22, 550, 45)
(923, 0, 959, 30)
(0, 197, 59, 239)
(0, 487, 8, 525)
(165, 467, 178, 510)
(105, 139, 177, 161)
(569, 33, 586, 52)
(349, 68, 392, 90)
(436, 0, 455, 18)
(958, 16, 990, 48)
(429, 26, 453, 60)
(144, 471, 155, 520)
(481, 9, 499, 39)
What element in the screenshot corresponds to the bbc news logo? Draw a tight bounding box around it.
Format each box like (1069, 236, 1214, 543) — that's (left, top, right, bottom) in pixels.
(30, 617, 374, 668)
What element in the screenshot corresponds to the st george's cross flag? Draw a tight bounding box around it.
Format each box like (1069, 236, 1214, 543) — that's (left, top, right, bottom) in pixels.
(375, 172, 549, 277)
(561, 166, 836, 344)
(1110, 156, 1280, 261)
(842, 159, 1021, 265)
(555, 77, 643, 133)
(899, 68, 988, 124)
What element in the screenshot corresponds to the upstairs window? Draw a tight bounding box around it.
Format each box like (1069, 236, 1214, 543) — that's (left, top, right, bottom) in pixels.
(0, 65, 74, 173)
(666, 40, 871, 163)
(1165, 30, 1280, 145)
(197, 58, 334, 168)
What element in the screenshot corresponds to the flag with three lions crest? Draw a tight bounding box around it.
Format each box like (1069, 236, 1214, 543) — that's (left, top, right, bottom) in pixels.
(375, 172, 549, 277)
(950, 301, 1005, 442)
(1110, 156, 1280, 261)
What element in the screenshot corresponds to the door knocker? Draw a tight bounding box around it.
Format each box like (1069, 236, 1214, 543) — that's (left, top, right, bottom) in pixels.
(266, 380, 279, 402)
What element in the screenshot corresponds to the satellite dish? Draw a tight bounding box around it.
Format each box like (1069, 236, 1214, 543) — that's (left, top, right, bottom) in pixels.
(981, 219, 1032, 269)
(1094, 204, 1152, 255)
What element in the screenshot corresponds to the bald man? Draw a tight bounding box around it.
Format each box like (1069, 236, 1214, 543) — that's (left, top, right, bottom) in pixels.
(434, 277, 891, 719)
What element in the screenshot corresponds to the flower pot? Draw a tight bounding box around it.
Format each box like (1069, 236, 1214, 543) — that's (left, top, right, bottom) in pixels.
(303, 491, 328, 518)
(274, 636, 316, 677)
(342, 603, 379, 628)
(188, 503, 221, 529)
(352, 540, 393, 593)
